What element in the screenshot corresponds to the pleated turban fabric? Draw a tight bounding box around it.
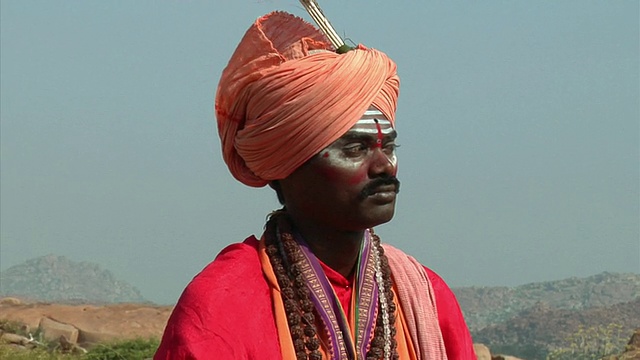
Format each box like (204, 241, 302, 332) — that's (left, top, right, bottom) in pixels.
(216, 11, 400, 187)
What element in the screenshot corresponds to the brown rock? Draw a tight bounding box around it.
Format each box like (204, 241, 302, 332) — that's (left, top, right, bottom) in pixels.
(0, 332, 31, 346)
(0, 302, 172, 346)
(473, 343, 492, 360)
(59, 334, 87, 354)
(0, 297, 22, 305)
(617, 329, 640, 359)
(78, 328, 121, 346)
(629, 329, 640, 349)
(620, 351, 640, 360)
(39, 317, 79, 344)
(4, 343, 30, 351)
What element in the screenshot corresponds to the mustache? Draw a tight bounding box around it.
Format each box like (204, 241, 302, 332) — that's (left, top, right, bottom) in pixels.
(360, 176, 401, 198)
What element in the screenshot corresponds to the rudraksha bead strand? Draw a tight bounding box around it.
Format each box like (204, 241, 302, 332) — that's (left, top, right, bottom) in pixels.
(265, 212, 398, 359)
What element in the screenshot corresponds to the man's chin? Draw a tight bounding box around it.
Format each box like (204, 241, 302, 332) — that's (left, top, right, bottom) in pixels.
(362, 205, 396, 229)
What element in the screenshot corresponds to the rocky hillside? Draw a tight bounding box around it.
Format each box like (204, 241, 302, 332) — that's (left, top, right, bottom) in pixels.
(453, 272, 640, 331)
(453, 272, 640, 360)
(0, 255, 148, 304)
(473, 298, 640, 359)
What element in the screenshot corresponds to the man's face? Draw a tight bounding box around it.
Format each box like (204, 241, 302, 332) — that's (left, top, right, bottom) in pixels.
(279, 113, 400, 231)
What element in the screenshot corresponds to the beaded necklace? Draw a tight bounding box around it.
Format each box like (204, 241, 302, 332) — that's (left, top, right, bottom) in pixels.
(265, 212, 399, 360)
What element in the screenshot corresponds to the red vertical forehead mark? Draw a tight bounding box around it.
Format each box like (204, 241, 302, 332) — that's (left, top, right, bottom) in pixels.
(374, 119, 383, 149)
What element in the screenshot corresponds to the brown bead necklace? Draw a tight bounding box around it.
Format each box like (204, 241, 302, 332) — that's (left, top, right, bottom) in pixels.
(264, 211, 399, 360)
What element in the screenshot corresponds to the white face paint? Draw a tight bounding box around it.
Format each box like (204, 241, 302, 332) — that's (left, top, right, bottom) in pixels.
(355, 108, 395, 135)
(353, 118, 395, 135)
(314, 108, 398, 172)
(278, 106, 400, 232)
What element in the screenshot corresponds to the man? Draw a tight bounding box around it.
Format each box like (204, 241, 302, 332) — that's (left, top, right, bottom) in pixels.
(155, 10, 475, 360)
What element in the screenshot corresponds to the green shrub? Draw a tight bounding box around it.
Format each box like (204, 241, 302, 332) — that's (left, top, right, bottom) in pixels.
(490, 344, 549, 360)
(84, 338, 159, 360)
(1, 319, 160, 360)
(0, 346, 77, 360)
(546, 323, 628, 360)
(0, 319, 29, 336)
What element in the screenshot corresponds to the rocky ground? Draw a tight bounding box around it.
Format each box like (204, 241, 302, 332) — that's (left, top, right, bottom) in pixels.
(0, 297, 171, 351)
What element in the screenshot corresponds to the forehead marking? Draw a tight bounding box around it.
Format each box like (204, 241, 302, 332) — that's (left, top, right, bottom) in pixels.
(354, 118, 394, 135)
(362, 109, 384, 117)
(374, 119, 383, 148)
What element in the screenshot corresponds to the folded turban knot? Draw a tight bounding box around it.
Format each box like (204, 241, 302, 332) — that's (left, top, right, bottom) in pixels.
(216, 11, 400, 187)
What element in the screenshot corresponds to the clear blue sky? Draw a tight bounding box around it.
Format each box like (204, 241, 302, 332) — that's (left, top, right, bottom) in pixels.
(1, 1, 638, 305)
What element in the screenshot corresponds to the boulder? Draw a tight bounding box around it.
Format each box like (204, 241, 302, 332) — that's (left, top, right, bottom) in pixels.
(38, 317, 79, 344)
(77, 328, 121, 347)
(58, 334, 87, 354)
(0, 297, 22, 305)
(628, 329, 640, 348)
(0, 302, 172, 343)
(0, 332, 31, 346)
(473, 343, 492, 360)
(617, 328, 640, 360)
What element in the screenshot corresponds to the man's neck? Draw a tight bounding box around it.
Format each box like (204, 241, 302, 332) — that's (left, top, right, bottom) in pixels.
(289, 217, 365, 278)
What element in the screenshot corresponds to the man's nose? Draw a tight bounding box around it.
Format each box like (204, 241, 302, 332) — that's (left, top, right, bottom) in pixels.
(368, 148, 397, 177)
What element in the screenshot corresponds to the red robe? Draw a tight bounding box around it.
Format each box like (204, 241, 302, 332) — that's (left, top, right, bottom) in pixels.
(155, 237, 475, 359)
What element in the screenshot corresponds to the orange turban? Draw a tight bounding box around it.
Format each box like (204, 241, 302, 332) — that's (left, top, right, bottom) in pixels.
(216, 11, 400, 187)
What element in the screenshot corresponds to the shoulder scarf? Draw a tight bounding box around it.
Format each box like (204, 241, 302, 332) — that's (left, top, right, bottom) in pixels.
(259, 231, 447, 359)
(384, 245, 448, 360)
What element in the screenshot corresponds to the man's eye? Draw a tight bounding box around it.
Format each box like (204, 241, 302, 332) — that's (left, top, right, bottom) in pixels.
(343, 143, 368, 156)
(383, 143, 400, 155)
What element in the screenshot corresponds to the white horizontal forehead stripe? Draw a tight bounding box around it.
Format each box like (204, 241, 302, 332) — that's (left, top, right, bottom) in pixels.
(363, 109, 384, 116)
(360, 114, 386, 120)
(357, 119, 391, 125)
(354, 128, 395, 134)
(355, 118, 394, 134)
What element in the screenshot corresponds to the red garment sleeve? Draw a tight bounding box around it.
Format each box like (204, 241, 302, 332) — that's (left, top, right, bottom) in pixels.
(153, 285, 250, 359)
(424, 267, 476, 360)
(154, 239, 282, 359)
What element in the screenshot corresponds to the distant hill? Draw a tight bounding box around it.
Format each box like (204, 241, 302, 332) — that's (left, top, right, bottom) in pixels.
(473, 298, 640, 359)
(0, 255, 148, 304)
(453, 272, 640, 331)
(453, 272, 640, 359)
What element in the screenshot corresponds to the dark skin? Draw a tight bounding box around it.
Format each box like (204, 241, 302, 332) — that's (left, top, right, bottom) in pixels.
(272, 118, 400, 277)
(287, 213, 366, 277)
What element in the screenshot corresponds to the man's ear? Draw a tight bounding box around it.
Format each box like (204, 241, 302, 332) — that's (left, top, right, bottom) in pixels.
(269, 181, 285, 205)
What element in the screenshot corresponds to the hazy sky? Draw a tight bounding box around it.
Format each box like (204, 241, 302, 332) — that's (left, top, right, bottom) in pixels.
(1, 1, 638, 305)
